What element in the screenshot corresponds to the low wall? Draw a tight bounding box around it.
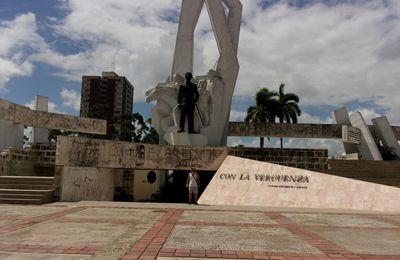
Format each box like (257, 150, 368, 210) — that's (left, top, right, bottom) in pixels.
(320, 160, 400, 188)
(1, 143, 55, 176)
(228, 147, 328, 170)
(0, 98, 106, 135)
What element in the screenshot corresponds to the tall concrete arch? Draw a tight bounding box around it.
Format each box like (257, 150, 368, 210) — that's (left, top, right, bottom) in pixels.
(147, 0, 242, 146)
(173, 0, 242, 146)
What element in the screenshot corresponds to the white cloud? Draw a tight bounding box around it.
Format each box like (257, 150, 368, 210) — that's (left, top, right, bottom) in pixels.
(60, 88, 81, 112)
(229, 109, 247, 121)
(2, 0, 400, 125)
(235, 0, 400, 121)
(349, 108, 382, 125)
(0, 13, 46, 90)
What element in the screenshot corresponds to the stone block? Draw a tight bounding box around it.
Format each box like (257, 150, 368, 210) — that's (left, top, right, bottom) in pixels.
(372, 116, 400, 158)
(0, 98, 106, 135)
(199, 156, 400, 212)
(32, 95, 49, 144)
(56, 136, 227, 171)
(0, 120, 24, 150)
(350, 112, 382, 160)
(333, 107, 359, 154)
(60, 167, 114, 201)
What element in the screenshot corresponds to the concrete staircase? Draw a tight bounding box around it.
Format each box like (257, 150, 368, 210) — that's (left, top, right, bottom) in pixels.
(0, 176, 54, 204)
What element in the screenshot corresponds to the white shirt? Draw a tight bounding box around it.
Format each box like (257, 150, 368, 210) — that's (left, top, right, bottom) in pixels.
(188, 172, 198, 187)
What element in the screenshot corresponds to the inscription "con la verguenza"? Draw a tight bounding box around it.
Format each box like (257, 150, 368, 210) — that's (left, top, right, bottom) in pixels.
(219, 173, 310, 183)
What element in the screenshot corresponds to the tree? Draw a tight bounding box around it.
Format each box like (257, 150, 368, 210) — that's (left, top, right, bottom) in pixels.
(379, 143, 399, 161)
(275, 84, 301, 148)
(116, 113, 159, 144)
(245, 88, 278, 148)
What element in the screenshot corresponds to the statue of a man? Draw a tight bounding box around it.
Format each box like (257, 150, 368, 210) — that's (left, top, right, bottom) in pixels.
(177, 72, 199, 133)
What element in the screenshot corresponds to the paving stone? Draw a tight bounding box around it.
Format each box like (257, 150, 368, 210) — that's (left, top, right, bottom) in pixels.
(0, 252, 89, 260)
(0, 221, 130, 247)
(283, 213, 396, 227)
(179, 210, 276, 224)
(65, 208, 162, 221)
(310, 227, 400, 255)
(0, 219, 21, 228)
(164, 225, 321, 253)
(0, 205, 62, 217)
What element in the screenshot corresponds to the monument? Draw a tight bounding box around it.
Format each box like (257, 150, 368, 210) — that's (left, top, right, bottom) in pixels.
(199, 156, 400, 212)
(146, 0, 242, 147)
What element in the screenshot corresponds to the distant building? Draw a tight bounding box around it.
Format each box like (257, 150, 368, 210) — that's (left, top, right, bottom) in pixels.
(80, 72, 134, 138)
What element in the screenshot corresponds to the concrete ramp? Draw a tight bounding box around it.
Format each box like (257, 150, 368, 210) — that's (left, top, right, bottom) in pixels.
(198, 156, 400, 212)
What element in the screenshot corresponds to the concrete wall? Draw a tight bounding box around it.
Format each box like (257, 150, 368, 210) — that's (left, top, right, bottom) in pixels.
(229, 122, 343, 139)
(60, 167, 114, 202)
(1, 144, 55, 176)
(0, 98, 106, 135)
(0, 120, 24, 150)
(56, 136, 228, 171)
(320, 160, 400, 188)
(133, 170, 164, 201)
(32, 95, 49, 144)
(228, 147, 328, 170)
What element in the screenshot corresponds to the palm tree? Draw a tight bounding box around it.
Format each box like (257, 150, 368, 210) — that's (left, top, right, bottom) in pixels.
(275, 84, 301, 148)
(245, 88, 278, 147)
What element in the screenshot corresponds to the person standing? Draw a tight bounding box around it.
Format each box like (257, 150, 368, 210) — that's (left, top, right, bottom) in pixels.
(186, 166, 200, 204)
(177, 72, 199, 133)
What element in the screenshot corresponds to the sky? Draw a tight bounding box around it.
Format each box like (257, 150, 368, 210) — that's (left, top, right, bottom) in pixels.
(0, 0, 399, 155)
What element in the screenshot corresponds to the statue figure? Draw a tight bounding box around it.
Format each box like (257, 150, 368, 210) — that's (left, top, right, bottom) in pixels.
(177, 72, 199, 133)
(145, 74, 184, 143)
(197, 79, 212, 127)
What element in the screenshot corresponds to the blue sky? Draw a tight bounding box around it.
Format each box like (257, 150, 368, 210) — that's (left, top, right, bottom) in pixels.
(1, 0, 399, 154)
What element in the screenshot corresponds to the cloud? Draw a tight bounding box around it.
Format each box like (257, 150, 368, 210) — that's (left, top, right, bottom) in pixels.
(349, 108, 382, 125)
(0, 13, 46, 90)
(235, 0, 400, 120)
(60, 88, 81, 111)
(229, 109, 247, 121)
(2, 0, 400, 125)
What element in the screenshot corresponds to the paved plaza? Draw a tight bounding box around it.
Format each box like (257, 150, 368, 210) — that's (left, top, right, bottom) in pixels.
(0, 202, 399, 259)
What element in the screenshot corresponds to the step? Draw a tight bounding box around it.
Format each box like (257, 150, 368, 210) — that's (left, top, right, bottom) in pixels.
(0, 189, 54, 204)
(0, 184, 54, 190)
(0, 193, 43, 199)
(0, 180, 54, 185)
(0, 176, 54, 181)
(0, 189, 53, 195)
(0, 198, 42, 205)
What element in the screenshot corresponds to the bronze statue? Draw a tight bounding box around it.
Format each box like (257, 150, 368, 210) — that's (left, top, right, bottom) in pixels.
(177, 72, 199, 133)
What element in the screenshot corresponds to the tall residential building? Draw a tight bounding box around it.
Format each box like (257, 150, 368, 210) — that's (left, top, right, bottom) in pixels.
(80, 71, 134, 138)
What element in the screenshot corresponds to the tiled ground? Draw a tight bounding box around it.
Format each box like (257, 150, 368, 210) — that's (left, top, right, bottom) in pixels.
(0, 202, 399, 259)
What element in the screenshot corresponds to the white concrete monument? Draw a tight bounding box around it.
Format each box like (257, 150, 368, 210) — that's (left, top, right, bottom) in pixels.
(333, 107, 358, 155)
(199, 156, 400, 212)
(146, 0, 242, 146)
(32, 95, 49, 144)
(350, 112, 382, 161)
(372, 116, 400, 158)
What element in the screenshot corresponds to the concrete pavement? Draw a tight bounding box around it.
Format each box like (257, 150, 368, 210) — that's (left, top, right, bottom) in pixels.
(0, 201, 399, 259)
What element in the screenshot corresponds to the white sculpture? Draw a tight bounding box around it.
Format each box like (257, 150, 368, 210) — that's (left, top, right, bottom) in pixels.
(197, 79, 212, 127)
(146, 0, 242, 146)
